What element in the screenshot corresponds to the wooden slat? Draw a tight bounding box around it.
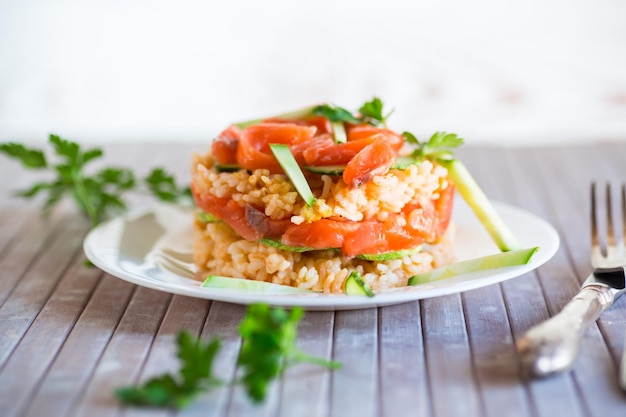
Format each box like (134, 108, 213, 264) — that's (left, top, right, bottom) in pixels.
(329, 308, 379, 417)
(0, 210, 71, 308)
(0, 246, 103, 417)
(0, 213, 86, 367)
(70, 287, 173, 417)
(378, 302, 431, 417)
(278, 310, 335, 417)
(421, 293, 482, 417)
(0, 206, 41, 258)
(21, 275, 136, 417)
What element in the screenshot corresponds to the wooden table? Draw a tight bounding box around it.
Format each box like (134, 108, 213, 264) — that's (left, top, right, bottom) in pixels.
(1, 142, 626, 417)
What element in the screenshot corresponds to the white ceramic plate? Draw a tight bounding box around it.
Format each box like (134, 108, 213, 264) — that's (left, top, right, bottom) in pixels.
(83, 199, 559, 311)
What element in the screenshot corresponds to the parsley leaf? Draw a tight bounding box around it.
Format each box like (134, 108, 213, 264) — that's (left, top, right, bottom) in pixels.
(115, 331, 222, 409)
(312, 104, 361, 124)
(0, 142, 47, 168)
(408, 131, 464, 163)
(358, 97, 394, 127)
(237, 304, 341, 402)
(0, 134, 192, 226)
(144, 168, 192, 202)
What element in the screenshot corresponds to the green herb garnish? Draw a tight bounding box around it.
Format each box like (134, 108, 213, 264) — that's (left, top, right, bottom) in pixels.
(115, 304, 340, 409)
(358, 97, 394, 127)
(115, 331, 222, 409)
(144, 168, 192, 202)
(405, 131, 464, 163)
(312, 103, 361, 125)
(0, 134, 191, 226)
(238, 304, 341, 402)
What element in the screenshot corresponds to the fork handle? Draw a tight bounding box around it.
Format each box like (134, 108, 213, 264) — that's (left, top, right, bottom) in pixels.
(516, 283, 614, 378)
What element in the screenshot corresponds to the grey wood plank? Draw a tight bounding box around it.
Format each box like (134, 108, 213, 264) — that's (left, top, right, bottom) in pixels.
(0, 166, 44, 257)
(329, 308, 379, 417)
(278, 310, 335, 417)
(0, 210, 70, 308)
(378, 301, 431, 417)
(0, 212, 85, 368)
(462, 285, 533, 417)
(0, 205, 41, 263)
(0, 248, 102, 417)
(21, 275, 136, 417)
(421, 293, 482, 417)
(71, 287, 172, 417)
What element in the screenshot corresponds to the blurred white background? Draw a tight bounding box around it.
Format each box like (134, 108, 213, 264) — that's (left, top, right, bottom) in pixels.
(1, 0, 625, 146)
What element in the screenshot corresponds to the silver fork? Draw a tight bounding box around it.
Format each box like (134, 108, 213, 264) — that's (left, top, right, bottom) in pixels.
(517, 182, 626, 380)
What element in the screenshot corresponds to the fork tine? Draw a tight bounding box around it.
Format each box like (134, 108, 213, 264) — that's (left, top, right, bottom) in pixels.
(606, 183, 615, 248)
(622, 183, 626, 252)
(591, 182, 599, 249)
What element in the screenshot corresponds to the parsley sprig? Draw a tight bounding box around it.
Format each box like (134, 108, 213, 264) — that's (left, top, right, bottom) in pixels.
(115, 304, 340, 409)
(403, 131, 464, 163)
(357, 97, 394, 127)
(115, 332, 222, 409)
(238, 304, 340, 402)
(0, 134, 191, 226)
(312, 96, 393, 128)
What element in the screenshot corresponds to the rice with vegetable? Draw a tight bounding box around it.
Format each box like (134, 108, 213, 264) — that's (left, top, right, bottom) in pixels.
(191, 99, 460, 294)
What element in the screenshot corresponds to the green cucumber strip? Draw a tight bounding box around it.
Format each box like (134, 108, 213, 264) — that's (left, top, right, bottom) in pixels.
(233, 105, 318, 129)
(331, 121, 347, 144)
(356, 246, 422, 261)
(303, 165, 346, 175)
(408, 246, 538, 286)
(441, 159, 521, 251)
(202, 275, 318, 293)
(344, 271, 375, 297)
(214, 163, 241, 172)
(260, 238, 320, 252)
(196, 211, 220, 223)
(270, 144, 316, 207)
(304, 156, 419, 175)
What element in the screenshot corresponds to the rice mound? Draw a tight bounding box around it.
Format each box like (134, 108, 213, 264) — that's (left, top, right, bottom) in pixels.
(191, 151, 455, 293)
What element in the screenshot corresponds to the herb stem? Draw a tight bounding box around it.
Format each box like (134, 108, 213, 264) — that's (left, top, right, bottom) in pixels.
(292, 351, 342, 369)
